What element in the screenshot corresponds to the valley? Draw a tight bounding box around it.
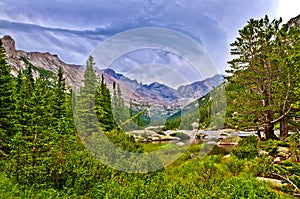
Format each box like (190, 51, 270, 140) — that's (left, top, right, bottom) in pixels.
(0, 13, 299, 199)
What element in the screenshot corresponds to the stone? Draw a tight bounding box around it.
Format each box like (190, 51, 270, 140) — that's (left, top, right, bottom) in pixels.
(277, 152, 290, 158)
(277, 147, 290, 158)
(160, 135, 180, 141)
(224, 154, 231, 158)
(176, 142, 185, 147)
(258, 150, 269, 156)
(217, 141, 238, 145)
(195, 133, 207, 139)
(207, 141, 217, 145)
(257, 177, 283, 188)
(273, 157, 282, 164)
(277, 146, 289, 153)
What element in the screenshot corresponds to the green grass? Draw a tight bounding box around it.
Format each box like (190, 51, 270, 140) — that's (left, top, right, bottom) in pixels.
(142, 142, 171, 152)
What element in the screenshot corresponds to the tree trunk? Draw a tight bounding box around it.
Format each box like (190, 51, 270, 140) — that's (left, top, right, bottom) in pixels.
(256, 129, 262, 141)
(279, 116, 288, 137)
(264, 122, 278, 140)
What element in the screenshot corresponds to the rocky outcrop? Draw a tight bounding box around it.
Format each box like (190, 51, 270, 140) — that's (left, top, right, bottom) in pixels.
(177, 74, 225, 99)
(1, 35, 83, 86)
(286, 14, 300, 28)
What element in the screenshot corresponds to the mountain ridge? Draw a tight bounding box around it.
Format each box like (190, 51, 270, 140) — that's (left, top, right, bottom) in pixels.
(1, 35, 225, 109)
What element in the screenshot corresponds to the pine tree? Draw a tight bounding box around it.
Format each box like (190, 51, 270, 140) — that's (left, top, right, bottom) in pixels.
(53, 67, 66, 119)
(95, 74, 116, 131)
(74, 56, 98, 138)
(0, 39, 15, 155)
(226, 15, 298, 139)
(112, 82, 129, 128)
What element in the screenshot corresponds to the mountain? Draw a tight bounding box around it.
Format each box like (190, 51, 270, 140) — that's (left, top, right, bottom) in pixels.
(1, 35, 225, 110)
(177, 74, 225, 99)
(1, 35, 82, 86)
(165, 84, 227, 130)
(286, 13, 300, 28)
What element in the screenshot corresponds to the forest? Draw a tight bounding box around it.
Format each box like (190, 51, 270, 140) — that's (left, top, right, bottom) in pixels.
(0, 15, 299, 198)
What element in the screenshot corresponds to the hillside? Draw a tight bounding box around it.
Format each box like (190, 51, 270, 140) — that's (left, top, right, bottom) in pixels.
(165, 83, 227, 130)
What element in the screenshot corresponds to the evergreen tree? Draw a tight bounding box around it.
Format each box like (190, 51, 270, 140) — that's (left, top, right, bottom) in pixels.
(112, 82, 129, 127)
(74, 56, 98, 138)
(0, 39, 15, 155)
(95, 74, 116, 131)
(226, 15, 300, 139)
(53, 67, 66, 119)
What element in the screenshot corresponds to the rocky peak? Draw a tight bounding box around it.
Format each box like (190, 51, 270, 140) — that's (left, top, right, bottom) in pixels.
(1, 35, 82, 86)
(103, 68, 123, 80)
(287, 14, 300, 27)
(1, 35, 17, 59)
(148, 82, 165, 88)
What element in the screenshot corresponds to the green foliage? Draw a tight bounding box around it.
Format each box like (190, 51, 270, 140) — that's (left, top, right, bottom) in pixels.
(260, 139, 279, 156)
(105, 129, 143, 153)
(226, 15, 300, 139)
(232, 135, 258, 159)
(95, 74, 116, 131)
(165, 84, 226, 130)
(288, 133, 300, 162)
(74, 56, 99, 137)
(1, 32, 298, 197)
(20, 56, 54, 81)
(0, 40, 15, 155)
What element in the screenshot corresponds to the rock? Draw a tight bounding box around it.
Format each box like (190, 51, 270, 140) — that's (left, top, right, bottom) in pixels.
(220, 129, 238, 133)
(224, 154, 231, 158)
(207, 141, 217, 145)
(1, 35, 82, 85)
(220, 132, 230, 136)
(277, 152, 290, 158)
(150, 136, 161, 141)
(276, 147, 290, 158)
(258, 150, 269, 156)
(195, 133, 207, 139)
(176, 142, 185, 147)
(277, 147, 290, 158)
(217, 136, 227, 140)
(277, 146, 289, 153)
(217, 141, 238, 145)
(160, 135, 180, 141)
(257, 177, 283, 188)
(273, 157, 282, 164)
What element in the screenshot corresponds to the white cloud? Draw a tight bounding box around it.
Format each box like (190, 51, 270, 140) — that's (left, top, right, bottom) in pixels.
(276, 0, 300, 23)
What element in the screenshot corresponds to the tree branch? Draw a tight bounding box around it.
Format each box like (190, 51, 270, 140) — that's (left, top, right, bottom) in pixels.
(271, 105, 292, 124)
(271, 173, 299, 191)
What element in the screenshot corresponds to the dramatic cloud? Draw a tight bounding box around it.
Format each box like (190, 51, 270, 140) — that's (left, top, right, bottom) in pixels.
(1, 0, 294, 87)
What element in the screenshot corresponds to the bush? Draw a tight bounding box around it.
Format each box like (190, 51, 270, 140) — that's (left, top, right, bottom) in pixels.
(218, 175, 278, 198)
(231, 135, 258, 159)
(259, 139, 278, 156)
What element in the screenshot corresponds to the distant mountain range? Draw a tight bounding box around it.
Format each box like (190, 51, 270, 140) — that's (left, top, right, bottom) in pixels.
(1, 35, 225, 110)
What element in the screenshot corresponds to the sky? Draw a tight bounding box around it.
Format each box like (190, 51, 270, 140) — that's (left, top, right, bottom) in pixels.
(0, 0, 299, 88)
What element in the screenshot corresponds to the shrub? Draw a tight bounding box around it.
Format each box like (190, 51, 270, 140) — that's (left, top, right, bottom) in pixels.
(231, 135, 258, 159)
(259, 139, 278, 156)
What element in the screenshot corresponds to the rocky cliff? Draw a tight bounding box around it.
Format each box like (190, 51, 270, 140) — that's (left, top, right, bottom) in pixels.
(1, 35, 82, 86)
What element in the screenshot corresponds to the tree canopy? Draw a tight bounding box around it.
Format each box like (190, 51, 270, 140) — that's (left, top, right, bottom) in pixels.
(226, 15, 300, 139)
